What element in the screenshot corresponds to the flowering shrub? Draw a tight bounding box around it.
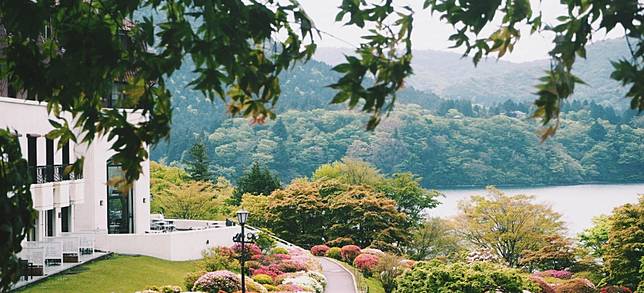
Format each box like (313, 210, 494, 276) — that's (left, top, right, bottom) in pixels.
(252, 264, 284, 278)
(306, 271, 327, 288)
(232, 243, 262, 259)
(183, 270, 206, 291)
(553, 278, 596, 293)
(276, 284, 307, 292)
(263, 284, 278, 291)
(192, 270, 241, 293)
(278, 259, 308, 272)
(601, 286, 633, 293)
(246, 260, 262, 269)
(252, 274, 274, 285)
(281, 272, 326, 293)
(287, 247, 307, 256)
(353, 254, 380, 276)
(273, 253, 291, 261)
(535, 270, 573, 279)
(466, 248, 499, 263)
(361, 248, 385, 256)
(270, 247, 289, 255)
(341, 245, 361, 263)
(326, 247, 342, 260)
(310, 245, 330, 256)
(528, 276, 556, 293)
(200, 247, 239, 272)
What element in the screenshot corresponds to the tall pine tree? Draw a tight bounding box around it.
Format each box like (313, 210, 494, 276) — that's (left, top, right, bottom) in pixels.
(232, 162, 281, 205)
(184, 137, 211, 182)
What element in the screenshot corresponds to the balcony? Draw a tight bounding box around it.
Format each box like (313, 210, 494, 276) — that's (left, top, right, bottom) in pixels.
(29, 165, 83, 185)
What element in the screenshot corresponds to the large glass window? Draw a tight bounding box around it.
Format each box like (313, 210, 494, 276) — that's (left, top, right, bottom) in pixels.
(107, 159, 134, 234)
(61, 206, 70, 233)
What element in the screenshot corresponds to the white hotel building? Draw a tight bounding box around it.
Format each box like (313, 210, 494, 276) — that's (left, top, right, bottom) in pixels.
(1, 84, 250, 267)
(0, 87, 151, 240)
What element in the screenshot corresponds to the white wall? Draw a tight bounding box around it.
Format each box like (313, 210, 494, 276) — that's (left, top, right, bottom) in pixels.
(95, 226, 242, 261)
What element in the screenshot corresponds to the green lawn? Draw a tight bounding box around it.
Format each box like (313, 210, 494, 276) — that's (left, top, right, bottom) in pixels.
(336, 260, 385, 293)
(18, 254, 198, 293)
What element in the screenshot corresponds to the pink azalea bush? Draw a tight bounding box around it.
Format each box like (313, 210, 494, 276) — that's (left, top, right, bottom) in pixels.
(399, 259, 416, 269)
(528, 276, 556, 293)
(341, 245, 361, 263)
(361, 248, 385, 256)
(192, 270, 241, 293)
(251, 264, 284, 278)
(601, 286, 633, 293)
(278, 259, 308, 272)
(310, 245, 330, 256)
(353, 253, 380, 276)
(273, 253, 291, 260)
(232, 243, 262, 258)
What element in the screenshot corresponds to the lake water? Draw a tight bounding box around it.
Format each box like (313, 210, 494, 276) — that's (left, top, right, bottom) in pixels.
(430, 183, 644, 234)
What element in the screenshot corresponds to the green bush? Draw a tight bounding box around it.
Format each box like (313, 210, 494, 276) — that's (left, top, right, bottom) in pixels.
(183, 271, 206, 291)
(270, 247, 289, 255)
(395, 260, 538, 293)
(199, 247, 239, 272)
(256, 229, 277, 252)
(253, 274, 274, 285)
(263, 284, 278, 291)
(326, 247, 342, 260)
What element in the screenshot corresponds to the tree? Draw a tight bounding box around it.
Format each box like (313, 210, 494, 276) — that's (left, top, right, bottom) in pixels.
(603, 196, 643, 290)
(327, 185, 410, 248)
(313, 158, 384, 186)
(232, 162, 281, 205)
(376, 173, 441, 225)
(589, 121, 608, 140)
(184, 138, 211, 182)
(519, 235, 577, 272)
(0, 130, 35, 292)
(153, 180, 231, 220)
(578, 215, 610, 258)
(454, 187, 565, 267)
(403, 217, 463, 261)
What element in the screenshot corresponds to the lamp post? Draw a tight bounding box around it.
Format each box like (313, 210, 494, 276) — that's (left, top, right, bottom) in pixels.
(233, 209, 257, 293)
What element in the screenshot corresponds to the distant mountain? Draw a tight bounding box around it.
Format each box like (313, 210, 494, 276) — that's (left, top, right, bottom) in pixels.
(314, 38, 632, 108)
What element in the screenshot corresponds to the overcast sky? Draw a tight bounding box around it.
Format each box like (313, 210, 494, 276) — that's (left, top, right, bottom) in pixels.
(297, 0, 624, 63)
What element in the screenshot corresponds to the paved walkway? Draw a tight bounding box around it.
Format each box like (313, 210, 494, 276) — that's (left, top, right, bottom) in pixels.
(319, 257, 357, 293)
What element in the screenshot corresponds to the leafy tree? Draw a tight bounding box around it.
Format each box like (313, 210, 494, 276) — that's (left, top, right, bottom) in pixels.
(403, 217, 463, 261)
(454, 187, 565, 267)
(395, 260, 539, 293)
(578, 215, 610, 258)
(327, 185, 410, 248)
(376, 173, 441, 225)
(519, 235, 578, 272)
(232, 162, 281, 205)
(603, 196, 644, 290)
(313, 158, 384, 186)
(150, 160, 189, 208)
(184, 138, 211, 182)
(0, 130, 35, 292)
(152, 180, 231, 220)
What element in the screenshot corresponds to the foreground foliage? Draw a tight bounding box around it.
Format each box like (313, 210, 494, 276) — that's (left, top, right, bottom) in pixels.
(394, 260, 538, 293)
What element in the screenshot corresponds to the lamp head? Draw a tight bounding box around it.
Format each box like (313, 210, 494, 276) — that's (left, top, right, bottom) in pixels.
(236, 209, 249, 225)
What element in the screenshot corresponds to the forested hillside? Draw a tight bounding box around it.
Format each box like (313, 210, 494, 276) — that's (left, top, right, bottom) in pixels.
(156, 103, 643, 188)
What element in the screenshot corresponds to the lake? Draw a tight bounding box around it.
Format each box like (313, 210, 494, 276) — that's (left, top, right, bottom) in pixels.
(430, 183, 644, 234)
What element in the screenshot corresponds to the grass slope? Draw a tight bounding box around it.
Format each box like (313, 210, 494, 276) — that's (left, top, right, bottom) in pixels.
(18, 254, 197, 293)
(336, 260, 385, 293)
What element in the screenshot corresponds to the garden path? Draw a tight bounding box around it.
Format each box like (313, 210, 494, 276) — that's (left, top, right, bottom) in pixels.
(319, 257, 357, 293)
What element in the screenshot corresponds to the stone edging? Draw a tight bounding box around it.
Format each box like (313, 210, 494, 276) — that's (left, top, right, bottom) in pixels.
(322, 257, 360, 293)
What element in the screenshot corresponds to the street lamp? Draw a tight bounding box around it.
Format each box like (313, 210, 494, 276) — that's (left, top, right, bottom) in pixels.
(233, 209, 257, 293)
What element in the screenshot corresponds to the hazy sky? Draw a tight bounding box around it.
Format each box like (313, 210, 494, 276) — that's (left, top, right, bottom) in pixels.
(297, 0, 624, 63)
